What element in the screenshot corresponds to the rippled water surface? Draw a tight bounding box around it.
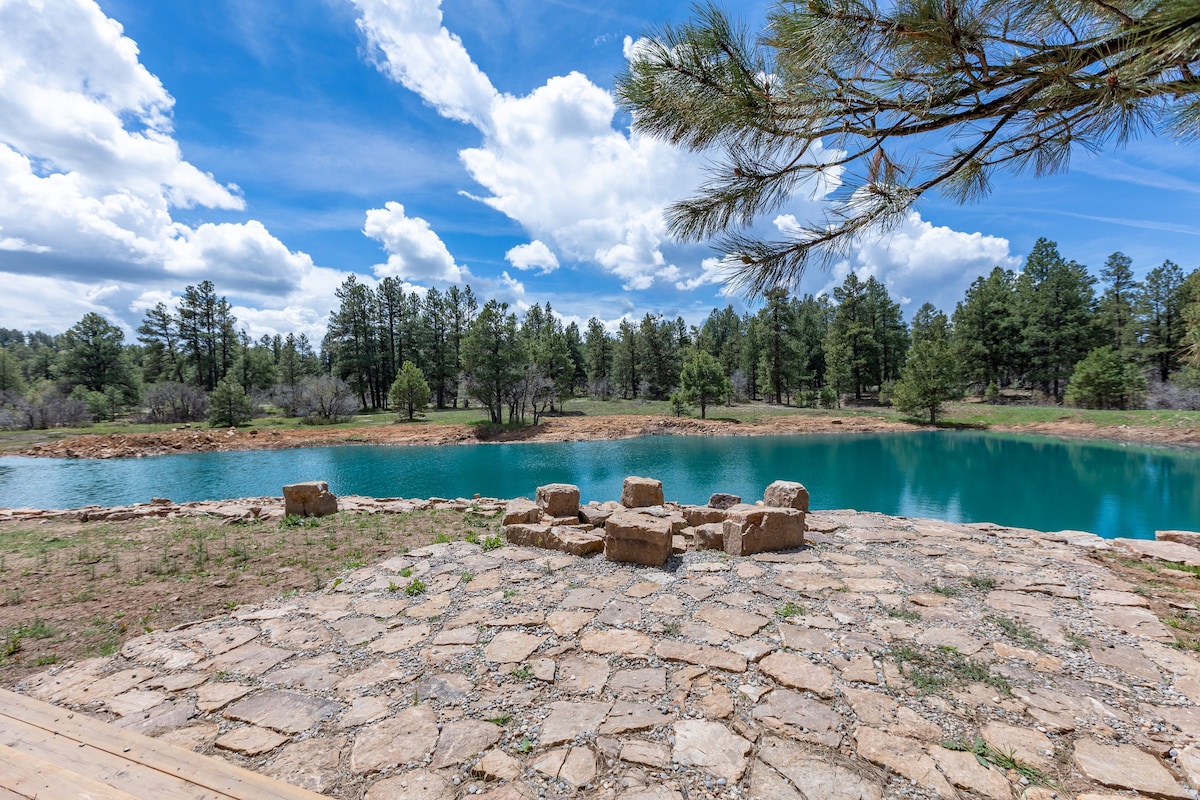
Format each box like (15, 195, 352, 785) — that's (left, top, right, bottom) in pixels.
(0, 431, 1195, 539)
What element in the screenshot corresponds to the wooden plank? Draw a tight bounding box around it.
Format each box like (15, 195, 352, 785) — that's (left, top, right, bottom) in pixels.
(0, 745, 141, 800)
(1, 714, 226, 800)
(0, 689, 326, 800)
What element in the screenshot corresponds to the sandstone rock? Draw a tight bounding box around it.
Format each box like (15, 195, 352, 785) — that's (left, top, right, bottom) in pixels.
(539, 700, 612, 746)
(501, 497, 541, 526)
(930, 747, 1014, 799)
(605, 511, 672, 566)
(472, 749, 522, 781)
(1073, 740, 1189, 798)
(693, 523, 726, 550)
(724, 505, 805, 556)
(364, 770, 455, 800)
(282, 481, 338, 517)
(1114, 537, 1200, 567)
(621, 476, 664, 508)
(223, 689, 338, 734)
(429, 719, 503, 769)
(683, 505, 728, 526)
(1158, 530, 1200, 549)
(854, 727, 955, 798)
(503, 523, 604, 555)
(215, 725, 289, 756)
(655, 640, 748, 673)
(763, 480, 810, 512)
(672, 719, 752, 782)
(708, 492, 741, 509)
(755, 736, 883, 800)
(751, 689, 841, 746)
(580, 500, 623, 527)
(350, 705, 439, 774)
(536, 483, 580, 518)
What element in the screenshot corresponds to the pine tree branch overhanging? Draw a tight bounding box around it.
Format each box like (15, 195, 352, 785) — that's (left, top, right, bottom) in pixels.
(615, 0, 1200, 295)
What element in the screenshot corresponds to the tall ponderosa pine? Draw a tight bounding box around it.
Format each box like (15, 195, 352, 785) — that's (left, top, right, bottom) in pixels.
(1138, 260, 1188, 381)
(952, 267, 1021, 390)
(461, 300, 525, 424)
(617, 1, 1200, 291)
(1098, 252, 1139, 353)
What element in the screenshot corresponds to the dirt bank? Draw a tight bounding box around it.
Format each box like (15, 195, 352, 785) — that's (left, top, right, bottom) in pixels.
(11, 411, 1199, 459)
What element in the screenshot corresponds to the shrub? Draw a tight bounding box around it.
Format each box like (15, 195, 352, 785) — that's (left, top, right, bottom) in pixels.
(1064, 347, 1146, 410)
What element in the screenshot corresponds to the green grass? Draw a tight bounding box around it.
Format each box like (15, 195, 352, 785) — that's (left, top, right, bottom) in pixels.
(941, 738, 1053, 786)
(890, 643, 1011, 697)
(989, 615, 1048, 651)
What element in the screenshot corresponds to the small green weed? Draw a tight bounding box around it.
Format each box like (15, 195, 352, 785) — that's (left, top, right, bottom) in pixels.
(399, 567, 413, 577)
(481, 535, 503, 551)
(777, 602, 805, 619)
(404, 578, 427, 596)
(460, 570, 474, 583)
(280, 514, 320, 530)
(487, 713, 513, 726)
(989, 615, 1047, 651)
(886, 605, 922, 622)
(517, 736, 533, 753)
(966, 575, 997, 591)
(941, 739, 1053, 786)
(512, 663, 534, 680)
(891, 644, 1010, 697)
(433, 532, 453, 544)
(926, 583, 961, 598)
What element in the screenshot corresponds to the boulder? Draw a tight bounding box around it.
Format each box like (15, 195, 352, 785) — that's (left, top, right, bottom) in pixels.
(1157, 530, 1200, 549)
(502, 497, 542, 526)
(536, 483, 581, 518)
(683, 505, 727, 526)
(605, 511, 673, 566)
(708, 492, 741, 510)
(283, 481, 339, 518)
(763, 481, 810, 512)
(621, 476, 664, 509)
(503, 524, 604, 556)
(694, 523, 726, 551)
(724, 505, 805, 556)
(579, 501, 622, 528)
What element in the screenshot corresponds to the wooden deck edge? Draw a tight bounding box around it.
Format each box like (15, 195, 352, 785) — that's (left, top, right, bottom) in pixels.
(0, 745, 142, 800)
(0, 688, 327, 800)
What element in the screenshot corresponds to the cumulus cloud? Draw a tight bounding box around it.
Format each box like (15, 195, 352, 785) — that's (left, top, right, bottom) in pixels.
(363, 201, 465, 284)
(812, 211, 1020, 313)
(675, 257, 733, 292)
(0, 0, 345, 335)
(505, 240, 559, 274)
(353, 2, 709, 293)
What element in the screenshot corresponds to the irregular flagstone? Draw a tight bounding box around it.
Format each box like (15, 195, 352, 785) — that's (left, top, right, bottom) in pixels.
(755, 735, 883, 800)
(195, 681, 253, 712)
(364, 770, 456, 800)
(216, 725, 290, 756)
(192, 625, 260, 655)
(559, 747, 598, 787)
(1091, 604, 1174, 641)
(621, 739, 671, 768)
(843, 687, 941, 741)
(985, 591, 1057, 617)
(472, 749, 523, 781)
(56, 667, 150, 704)
(432, 626, 479, 646)
(484, 630, 545, 663)
(930, 746, 1015, 800)
(338, 696, 390, 728)
(1073, 739, 1189, 799)
(429, 719, 503, 769)
(107, 688, 169, 716)
(751, 689, 841, 747)
(695, 605, 769, 637)
(655, 640, 748, 673)
(262, 736, 347, 794)
(749, 760, 806, 800)
(114, 699, 197, 737)
(599, 701, 674, 734)
(916, 626, 985, 655)
(672, 719, 752, 782)
(546, 610, 594, 636)
(597, 600, 644, 626)
(609, 667, 667, 696)
(270, 657, 341, 691)
(558, 654, 611, 694)
(854, 726, 955, 798)
(223, 689, 339, 734)
(759, 652, 835, 698)
(350, 704, 440, 774)
(980, 722, 1055, 771)
(581, 629, 654, 656)
(202, 642, 293, 676)
(263, 619, 331, 650)
(777, 624, 832, 652)
(1090, 641, 1161, 682)
(539, 700, 613, 746)
(1115, 538, 1200, 566)
(1089, 589, 1150, 607)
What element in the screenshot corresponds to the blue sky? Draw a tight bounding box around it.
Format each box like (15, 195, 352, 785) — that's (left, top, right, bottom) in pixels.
(1, 0, 1197, 342)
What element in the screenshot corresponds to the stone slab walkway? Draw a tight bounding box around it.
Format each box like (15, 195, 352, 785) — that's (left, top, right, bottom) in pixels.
(16, 509, 1200, 800)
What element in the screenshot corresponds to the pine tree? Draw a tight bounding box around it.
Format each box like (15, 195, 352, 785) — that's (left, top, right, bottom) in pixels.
(680, 349, 731, 419)
(389, 361, 430, 421)
(207, 375, 255, 427)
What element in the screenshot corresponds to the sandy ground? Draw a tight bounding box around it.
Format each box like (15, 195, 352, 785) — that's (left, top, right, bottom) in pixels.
(11, 411, 1198, 459)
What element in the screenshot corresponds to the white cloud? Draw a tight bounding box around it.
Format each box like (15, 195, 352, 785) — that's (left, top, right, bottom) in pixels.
(0, 0, 341, 337)
(363, 201, 465, 284)
(505, 240, 559, 273)
(350, 0, 498, 129)
(814, 211, 1020, 314)
(675, 257, 732, 292)
(353, 3, 709, 293)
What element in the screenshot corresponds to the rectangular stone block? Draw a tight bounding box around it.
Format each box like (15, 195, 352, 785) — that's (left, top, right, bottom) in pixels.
(282, 481, 338, 518)
(724, 507, 805, 556)
(502, 497, 542, 526)
(693, 523, 726, 551)
(763, 480, 810, 512)
(536, 483, 581, 518)
(683, 505, 727, 526)
(621, 476, 664, 509)
(708, 492, 741, 509)
(580, 500, 622, 528)
(503, 524, 604, 556)
(503, 523, 553, 548)
(605, 511, 672, 566)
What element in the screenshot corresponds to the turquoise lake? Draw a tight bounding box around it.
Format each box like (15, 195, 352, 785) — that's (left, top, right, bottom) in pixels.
(0, 432, 1195, 539)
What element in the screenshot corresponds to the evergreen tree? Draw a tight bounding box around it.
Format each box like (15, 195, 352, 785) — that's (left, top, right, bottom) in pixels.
(0, 348, 25, 393)
(680, 349, 731, 419)
(893, 335, 963, 424)
(389, 361, 430, 421)
(612, 319, 641, 398)
(460, 300, 525, 424)
(824, 274, 881, 401)
(1016, 239, 1098, 403)
(325, 275, 380, 409)
(58, 313, 138, 411)
(1065, 347, 1147, 409)
(1098, 252, 1139, 353)
(952, 267, 1021, 390)
(1137, 260, 1187, 382)
(583, 317, 614, 397)
(758, 287, 798, 404)
(207, 375, 255, 427)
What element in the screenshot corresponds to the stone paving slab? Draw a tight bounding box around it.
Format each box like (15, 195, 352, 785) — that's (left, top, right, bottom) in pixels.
(17, 507, 1200, 800)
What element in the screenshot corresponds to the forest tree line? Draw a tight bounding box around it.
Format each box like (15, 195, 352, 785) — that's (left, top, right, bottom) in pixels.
(1, 238, 1198, 430)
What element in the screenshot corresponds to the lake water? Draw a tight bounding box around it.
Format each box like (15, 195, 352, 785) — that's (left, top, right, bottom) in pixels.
(0, 431, 1195, 539)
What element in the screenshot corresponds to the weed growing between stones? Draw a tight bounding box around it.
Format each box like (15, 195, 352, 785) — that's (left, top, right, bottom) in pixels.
(966, 575, 997, 591)
(404, 578, 427, 596)
(989, 614, 1048, 651)
(941, 738, 1054, 786)
(890, 643, 1011, 697)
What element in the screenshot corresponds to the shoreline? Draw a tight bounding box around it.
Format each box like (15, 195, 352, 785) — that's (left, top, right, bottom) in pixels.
(9, 411, 1200, 460)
